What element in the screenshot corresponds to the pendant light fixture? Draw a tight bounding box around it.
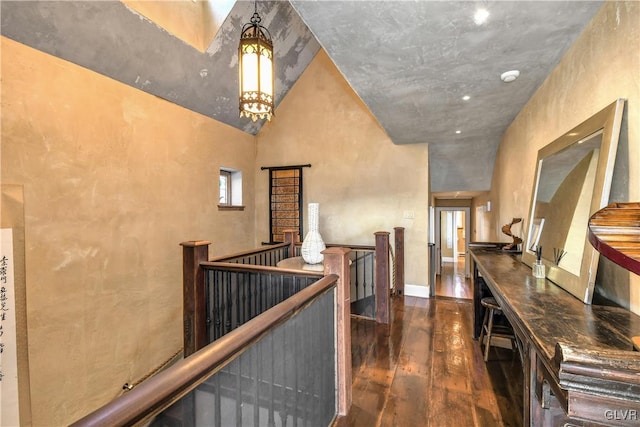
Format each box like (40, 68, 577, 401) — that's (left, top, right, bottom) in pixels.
(238, 1, 274, 122)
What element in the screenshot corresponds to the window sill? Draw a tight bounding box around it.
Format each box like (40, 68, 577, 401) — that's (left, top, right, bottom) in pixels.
(218, 205, 245, 211)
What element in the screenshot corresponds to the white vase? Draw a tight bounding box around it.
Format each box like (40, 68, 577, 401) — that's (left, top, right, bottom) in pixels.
(301, 203, 326, 264)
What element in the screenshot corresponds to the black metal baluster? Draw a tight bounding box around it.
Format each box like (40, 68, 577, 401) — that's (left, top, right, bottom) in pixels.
(274, 274, 281, 308)
(355, 251, 362, 300)
(247, 272, 253, 320)
(215, 271, 225, 339)
(213, 270, 218, 340)
(238, 272, 244, 326)
(265, 273, 270, 312)
(370, 251, 376, 297)
(234, 272, 241, 331)
(240, 272, 247, 326)
(278, 274, 282, 304)
(225, 271, 232, 334)
(259, 274, 265, 315)
(248, 272, 255, 320)
(363, 253, 367, 298)
(206, 271, 213, 342)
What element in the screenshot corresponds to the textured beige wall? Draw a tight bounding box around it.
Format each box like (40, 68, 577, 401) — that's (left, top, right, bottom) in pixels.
(122, 0, 215, 52)
(256, 51, 430, 287)
(487, 2, 640, 312)
(470, 192, 491, 242)
(1, 37, 256, 425)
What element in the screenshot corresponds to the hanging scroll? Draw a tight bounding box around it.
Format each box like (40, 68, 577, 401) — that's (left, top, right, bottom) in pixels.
(0, 229, 19, 425)
(1, 184, 31, 425)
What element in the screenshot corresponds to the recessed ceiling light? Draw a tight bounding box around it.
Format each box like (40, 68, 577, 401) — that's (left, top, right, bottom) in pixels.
(500, 70, 520, 83)
(474, 8, 490, 25)
(455, 130, 462, 134)
(462, 95, 471, 101)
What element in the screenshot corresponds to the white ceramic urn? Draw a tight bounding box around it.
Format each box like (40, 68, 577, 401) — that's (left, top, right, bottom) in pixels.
(300, 202, 326, 264)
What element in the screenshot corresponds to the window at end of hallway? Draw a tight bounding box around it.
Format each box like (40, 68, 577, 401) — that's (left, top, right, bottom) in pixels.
(218, 168, 244, 211)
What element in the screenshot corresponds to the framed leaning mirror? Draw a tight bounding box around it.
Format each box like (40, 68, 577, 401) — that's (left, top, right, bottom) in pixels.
(522, 99, 625, 303)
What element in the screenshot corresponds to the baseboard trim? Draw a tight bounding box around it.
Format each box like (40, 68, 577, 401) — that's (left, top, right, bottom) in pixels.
(404, 284, 429, 298)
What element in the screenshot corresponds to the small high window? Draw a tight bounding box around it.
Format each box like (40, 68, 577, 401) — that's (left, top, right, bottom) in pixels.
(219, 168, 244, 211)
(219, 170, 232, 205)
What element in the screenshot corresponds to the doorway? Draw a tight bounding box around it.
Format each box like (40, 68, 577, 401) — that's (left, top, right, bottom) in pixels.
(434, 207, 471, 299)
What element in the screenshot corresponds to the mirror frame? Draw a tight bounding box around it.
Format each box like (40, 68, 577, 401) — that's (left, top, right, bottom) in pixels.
(522, 99, 625, 303)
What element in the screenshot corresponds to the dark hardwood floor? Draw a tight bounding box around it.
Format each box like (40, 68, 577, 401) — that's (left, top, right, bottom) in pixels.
(436, 256, 472, 299)
(336, 295, 523, 426)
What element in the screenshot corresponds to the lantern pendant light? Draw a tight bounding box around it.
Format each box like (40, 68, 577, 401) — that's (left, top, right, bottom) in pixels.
(239, 1, 274, 122)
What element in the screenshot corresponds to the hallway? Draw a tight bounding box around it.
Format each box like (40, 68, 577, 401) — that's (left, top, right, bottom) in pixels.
(436, 257, 472, 299)
(336, 296, 523, 427)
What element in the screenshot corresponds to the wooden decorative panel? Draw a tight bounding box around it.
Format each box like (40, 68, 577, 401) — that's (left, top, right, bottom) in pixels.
(269, 168, 303, 243)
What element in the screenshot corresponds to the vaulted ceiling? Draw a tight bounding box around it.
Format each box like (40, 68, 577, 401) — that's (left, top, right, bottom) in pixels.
(1, 0, 604, 192)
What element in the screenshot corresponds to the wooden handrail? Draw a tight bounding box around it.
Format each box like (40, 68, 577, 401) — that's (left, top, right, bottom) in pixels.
(71, 275, 339, 427)
(182, 225, 405, 354)
(284, 229, 375, 254)
(326, 243, 376, 251)
(209, 242, 290, 262)
(200, 261, 324, 278)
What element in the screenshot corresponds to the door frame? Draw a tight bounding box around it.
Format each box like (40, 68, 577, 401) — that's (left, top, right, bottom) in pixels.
(434, 206, 471, 277)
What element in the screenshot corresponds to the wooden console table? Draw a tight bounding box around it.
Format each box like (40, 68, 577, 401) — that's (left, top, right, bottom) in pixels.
(470, 248, 640, 426)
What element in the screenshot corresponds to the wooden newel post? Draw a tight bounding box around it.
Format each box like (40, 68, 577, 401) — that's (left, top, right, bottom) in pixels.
(180, 240, 211, 357)
(375, 232, 391, 324)
(283, 229, 299, 258)
(323, 247, 352, 416)
(394, 227, 405, 296)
